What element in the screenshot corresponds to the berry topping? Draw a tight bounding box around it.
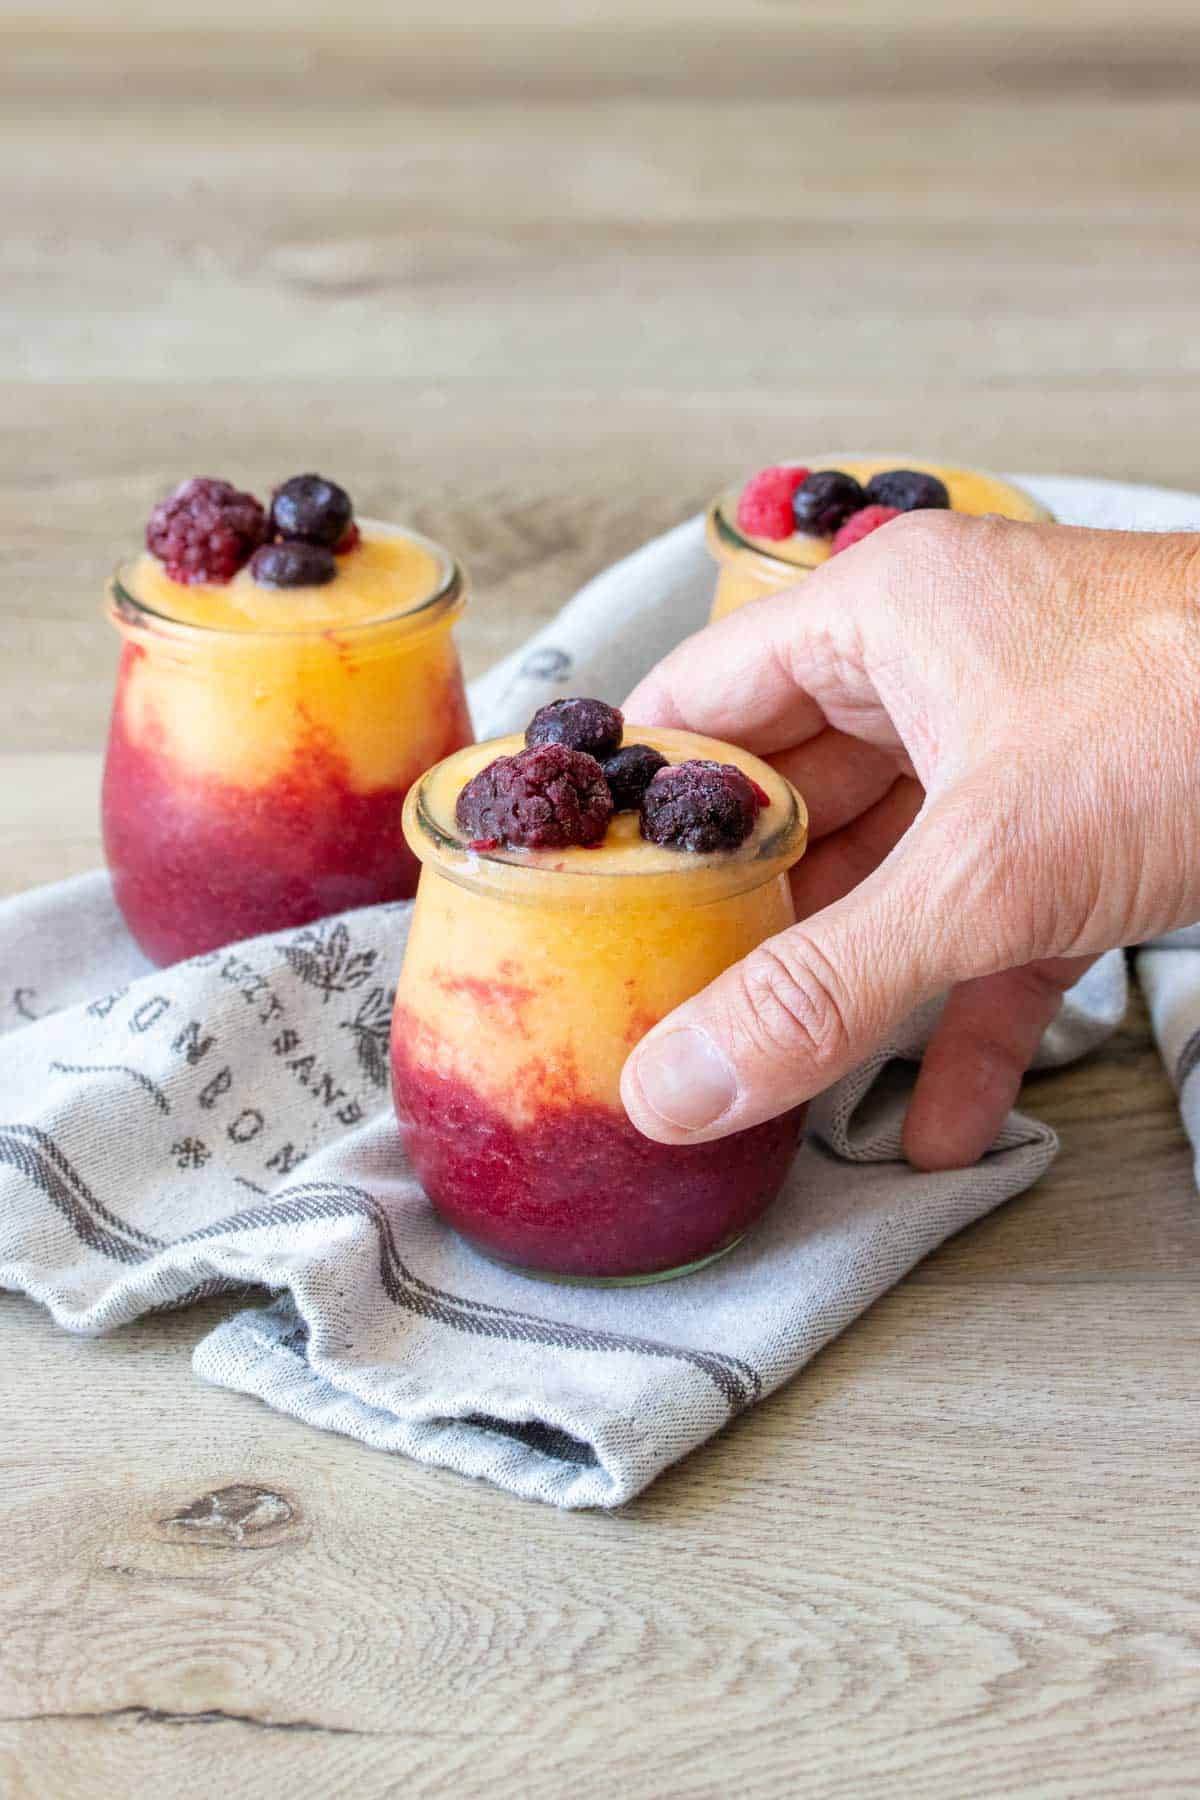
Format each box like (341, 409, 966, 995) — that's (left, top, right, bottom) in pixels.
(748, 778, 771, 809)
(525, 697, 624, 761)
(736, 465, 810, 539)
(145, 477, 268, 585)
(830, 503, 901, 555)
(602, 743, 669, 812)
(456, 744, 613, 851)
(864, 468, 950, 513)
(334, 521, 361, 555)
(792, 469, 867, 537)
(250, 541, 338, 589)
(270, 473, 355, 548)
(639, 760, 759, 854)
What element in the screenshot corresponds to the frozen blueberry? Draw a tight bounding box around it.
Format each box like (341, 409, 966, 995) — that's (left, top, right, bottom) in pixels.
(525, 697, 624, 761)
(864, 468, 951, 513)
(456, 743, 613, 850)
(270, 473, 355, 548)
(602, 743, 669, 812)
(792, 469, 867, 536)
(639, 760, 759, 854)
(250, 541, 338, 588)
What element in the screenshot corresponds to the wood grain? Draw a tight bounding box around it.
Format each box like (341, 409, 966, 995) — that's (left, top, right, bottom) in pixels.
(2, 4, 1199, 1795)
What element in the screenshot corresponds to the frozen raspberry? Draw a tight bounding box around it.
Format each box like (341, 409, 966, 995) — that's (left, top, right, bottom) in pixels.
(864, 468, 950, 513)
(602, 743, 669, 812)
(525, 697, 623, 761)
(639, 760, 759, 854)
(250, 541, 337, 588)
(792, 470, 866, 536)
(830, 504, 901, 555)
(456, 744, 613, 851)
(145, 478, 268, 584)
(271, 473, 355, 548)
(735, 465, 809, 539)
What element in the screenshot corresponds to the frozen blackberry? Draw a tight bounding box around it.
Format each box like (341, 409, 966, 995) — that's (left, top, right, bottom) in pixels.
(456, 743, 613, 851)
(525, 697, 624, 761)
(271, 473, 355, 548)
(145, 477, 268, 584)
(602, 743, 669, 812)
(639, 760, 759, 854)
(864, 468, 950, 513)
(792, 470, 866, 536)
(250, 541, 338, 588)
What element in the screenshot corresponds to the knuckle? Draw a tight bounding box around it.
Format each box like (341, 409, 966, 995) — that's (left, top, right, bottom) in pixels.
(733, 934, 854, 1080)
(879, 509, 1013, 621)
(965, 1031, 1030, 1085)
(882, 505, 973, 569)
(1011, 960, 1073, 1010)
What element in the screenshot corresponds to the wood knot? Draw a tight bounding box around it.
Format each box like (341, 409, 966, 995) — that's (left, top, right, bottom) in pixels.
(156, 1483, 298, 1549)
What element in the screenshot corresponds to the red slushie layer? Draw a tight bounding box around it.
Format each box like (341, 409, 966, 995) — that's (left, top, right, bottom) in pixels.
(393, 1033, 803, 1277)
(104, 685, 467, 964)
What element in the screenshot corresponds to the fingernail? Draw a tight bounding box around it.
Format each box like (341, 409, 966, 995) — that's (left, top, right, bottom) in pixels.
(633, 1028, 737, 1132)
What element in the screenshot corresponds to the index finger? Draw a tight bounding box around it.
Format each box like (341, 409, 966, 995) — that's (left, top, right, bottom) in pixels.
(622, 550, 893, 757)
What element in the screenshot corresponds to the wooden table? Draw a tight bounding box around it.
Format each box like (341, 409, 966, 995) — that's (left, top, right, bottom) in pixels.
(2, 6, 1199, 1794)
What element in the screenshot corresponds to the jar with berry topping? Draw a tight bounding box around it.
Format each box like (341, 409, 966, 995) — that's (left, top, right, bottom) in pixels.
(391, 709, 809, 1284)
(707, 454, 1054, 620)
(102, 475, 472, 964)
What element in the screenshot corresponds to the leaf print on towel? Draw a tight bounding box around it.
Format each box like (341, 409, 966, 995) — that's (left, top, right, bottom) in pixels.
(282, 921, 377, 1004)
(340, 986, 394, 1090)
(171, 1137, 211, 1170)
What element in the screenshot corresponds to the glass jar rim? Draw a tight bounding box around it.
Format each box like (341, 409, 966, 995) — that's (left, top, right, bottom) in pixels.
(706, 496, 806, 576)
(404, 728, 809, 908)
(107, 517, 465, 646)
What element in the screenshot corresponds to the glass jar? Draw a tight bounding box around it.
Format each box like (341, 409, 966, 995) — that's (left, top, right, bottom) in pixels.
(103, 520, 471, 964)
(391, 728, 809, 1284)
(707, 455, 1054, 621)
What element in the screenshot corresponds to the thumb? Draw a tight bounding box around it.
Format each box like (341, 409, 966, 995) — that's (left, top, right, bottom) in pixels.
(621, 802, 978, 1144)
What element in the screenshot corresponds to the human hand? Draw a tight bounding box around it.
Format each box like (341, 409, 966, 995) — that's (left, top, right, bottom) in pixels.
(620, 513, 1200, 1168)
